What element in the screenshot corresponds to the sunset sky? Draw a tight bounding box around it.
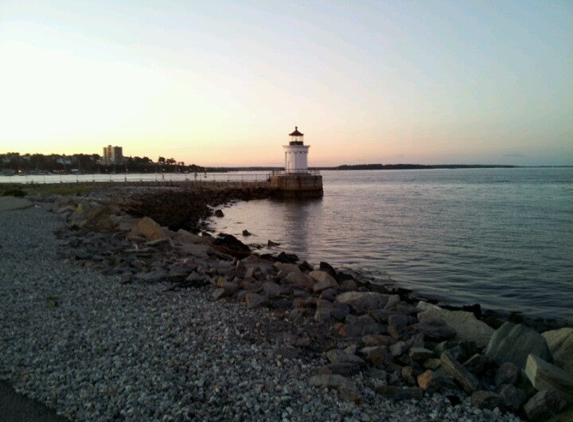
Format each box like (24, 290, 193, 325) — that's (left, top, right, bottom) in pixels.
(1, 0, 572, 167)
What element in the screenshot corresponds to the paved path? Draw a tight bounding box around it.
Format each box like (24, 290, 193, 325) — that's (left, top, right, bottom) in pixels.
(1, 198, 69, 421)
(0, 381, 69, 422)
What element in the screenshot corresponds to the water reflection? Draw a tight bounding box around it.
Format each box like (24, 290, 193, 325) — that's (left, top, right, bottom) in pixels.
(214, 197, 322, 260)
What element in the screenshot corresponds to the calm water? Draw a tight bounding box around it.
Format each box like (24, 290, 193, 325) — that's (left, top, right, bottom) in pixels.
(210, 168, 573, 323)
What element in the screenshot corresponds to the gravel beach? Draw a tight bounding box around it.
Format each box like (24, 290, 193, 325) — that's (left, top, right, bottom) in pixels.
(0, 203, 524, 421)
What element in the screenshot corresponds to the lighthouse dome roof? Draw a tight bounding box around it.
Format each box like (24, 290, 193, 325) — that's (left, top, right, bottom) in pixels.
(289, 126, 304, 136)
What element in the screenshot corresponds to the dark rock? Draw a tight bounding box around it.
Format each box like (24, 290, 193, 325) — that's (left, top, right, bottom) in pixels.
(414, 322, 456, 342)
(267, 240, 280, 247)
(388, 312, 409, 339)
(134, 269, 167, 283)
(242, 229, 251, 236)
(463, 354, 486, 375)
(262, 282, 282, 298)
(498, 383, 527, 412)
(434, 340, 460, 356)
(309, 374, 362, 404)
(417, 369, 456, 392)
(330, 302, 350, 322)
(318, 363, 362, 377)
(336, 291, 395, 315)
(360, 346, 388, 368)
(495, 361, 520, 387)
(213, 234, 251, 259)
(325, 349, 366, 367)
(374, 385, 423, 401)
(361, 334, 396, 347)
(470, 390, 503, 410)
(440, 350, 480, 395)
(523, 390, 566, 422)
(401, 366, 418, 385)
(341, 316, 384, 338)
(389, 341, 408, 357)
(319, 261, 338, 280)
(245, 292, 266, 309)
(274, 251, 298, 263)
(214, 209, 224, 217)
(409, 347, 434, 361)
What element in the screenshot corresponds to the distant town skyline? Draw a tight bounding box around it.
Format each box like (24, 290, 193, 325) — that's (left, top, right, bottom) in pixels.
(1, 0, 572, 167)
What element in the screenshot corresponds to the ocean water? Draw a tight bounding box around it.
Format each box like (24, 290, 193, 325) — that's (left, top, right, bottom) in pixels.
(210, 168, 573, 323)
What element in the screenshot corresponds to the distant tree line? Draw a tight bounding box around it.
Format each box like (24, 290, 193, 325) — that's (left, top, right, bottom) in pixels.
(0, 152, 205, 174)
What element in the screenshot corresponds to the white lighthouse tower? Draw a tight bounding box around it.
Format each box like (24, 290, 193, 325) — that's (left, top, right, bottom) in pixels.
(284, 126, 309, 173)
(269, 126, 323, 197)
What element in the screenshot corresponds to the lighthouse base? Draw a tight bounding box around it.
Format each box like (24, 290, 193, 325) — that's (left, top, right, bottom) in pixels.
(269, 174, 323, 198)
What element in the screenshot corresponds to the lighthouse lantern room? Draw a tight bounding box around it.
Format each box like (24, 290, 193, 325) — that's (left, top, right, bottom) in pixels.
(284, 126, 310, 173)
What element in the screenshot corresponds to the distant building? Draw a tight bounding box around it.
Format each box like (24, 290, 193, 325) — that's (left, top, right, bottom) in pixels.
(269, 126, 323, 197)
(102, 145, 124, 164)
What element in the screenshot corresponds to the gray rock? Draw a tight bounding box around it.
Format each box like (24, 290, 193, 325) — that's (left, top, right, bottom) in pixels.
(312, 279, 337, 293)
(335, 291, 393, 314)
(525, 354, 573, 401)
(127, 217, 168, 242)
(309, 374, 362, 404)
(485, 322, 553, 369)
(440, 350, 480, 395)
(309, 270, 339, 290)
(418, 308, 494, 348)
(542, 327, 573, 377)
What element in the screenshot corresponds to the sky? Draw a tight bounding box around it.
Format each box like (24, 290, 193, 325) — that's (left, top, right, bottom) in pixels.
(1, 0, 572, 167)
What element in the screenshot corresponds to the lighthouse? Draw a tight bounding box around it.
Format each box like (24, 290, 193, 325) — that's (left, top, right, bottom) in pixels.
(269, 126, 323, 198)
(284, 126, 309, 173)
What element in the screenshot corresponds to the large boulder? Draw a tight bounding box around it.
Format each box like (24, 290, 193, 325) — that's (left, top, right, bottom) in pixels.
(336, 292, 397, 314)
(542, 327, 573, 377)
(128, 216, 169, 242)
(525, 354, 573, 401)
(418, 307, 494, 348)
(485, 322, 553, 369)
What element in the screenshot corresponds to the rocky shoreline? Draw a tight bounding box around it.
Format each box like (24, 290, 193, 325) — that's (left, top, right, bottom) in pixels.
(1, 186, 572, 421)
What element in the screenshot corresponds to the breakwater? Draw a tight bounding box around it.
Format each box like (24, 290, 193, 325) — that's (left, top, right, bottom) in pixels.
(1, 186, 569, 421)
